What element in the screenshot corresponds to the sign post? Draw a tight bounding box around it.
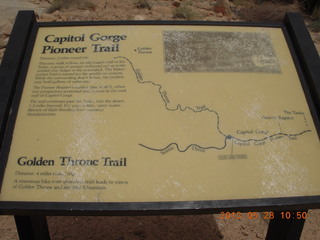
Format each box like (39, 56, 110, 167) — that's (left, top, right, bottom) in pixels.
(0, 11, 319, 240)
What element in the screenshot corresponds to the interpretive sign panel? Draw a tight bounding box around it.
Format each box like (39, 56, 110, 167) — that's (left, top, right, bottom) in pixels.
(0, 23, 320, 204)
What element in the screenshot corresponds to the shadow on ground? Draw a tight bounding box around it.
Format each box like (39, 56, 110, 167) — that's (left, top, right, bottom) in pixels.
(48, 215, 223, 240)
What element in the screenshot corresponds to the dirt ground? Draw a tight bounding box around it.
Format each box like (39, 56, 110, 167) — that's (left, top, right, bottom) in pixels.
(0, 210, 320, 239)
(0, 0, 319, 239)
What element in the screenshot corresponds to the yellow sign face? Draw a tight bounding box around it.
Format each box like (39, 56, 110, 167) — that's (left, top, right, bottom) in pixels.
(0, 25, 319, 202)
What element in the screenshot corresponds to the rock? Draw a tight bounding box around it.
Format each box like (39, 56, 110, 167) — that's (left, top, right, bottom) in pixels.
(134, 15, 146, 20)
(213, 0, 231, 16)
(59, 14, 68, 21)
(198, 9, 211, 17)
(95, 0, 107, 9)
(194, 2, 212, 11)
(0, 49, 5, 64)
(41, 13, 57, 22)
(82, 10, 92, 18)
(2, 22, 13, 36)
(205, 16, 220, 21)
(213, 5, 226, 15)
(216, 12, 223, 17)
(173, 1, 180, 8)
(52, 10, 60, 15)
(152, 6, 172, 16)
(133, 229, 146, 237)
(77, 1, 96, 11)
(0, 36, 8, 49)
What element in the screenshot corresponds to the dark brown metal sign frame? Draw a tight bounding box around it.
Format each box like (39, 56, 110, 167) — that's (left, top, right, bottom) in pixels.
(0, 11, 319, 240)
